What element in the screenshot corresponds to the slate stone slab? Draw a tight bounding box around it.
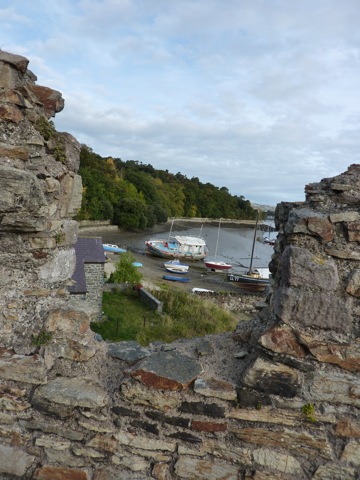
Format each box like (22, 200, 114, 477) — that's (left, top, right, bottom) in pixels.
(108, 341, 150, 364)
(131, 350, 202, 390)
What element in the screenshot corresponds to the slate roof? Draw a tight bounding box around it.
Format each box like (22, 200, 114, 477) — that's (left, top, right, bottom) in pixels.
(69, 237, 106, 294)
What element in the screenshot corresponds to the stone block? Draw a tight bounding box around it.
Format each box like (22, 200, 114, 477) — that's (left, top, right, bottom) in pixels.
(307, 370, 360, 407)
(179, 401, 226, 418)
(108, 340, 151, 364)
(131, 350, 202, 390)
(280, 245, 339, 290)
(0, 444, 35, 477)
(253, 447, 303, 475)
(115, 430, 176, 452)
(120, 379, 182, 410)
(312, 464, 356, 479)
(273, 287, 352, 333)
(191, 420, 227, 432)
(259, 324, 307, 358)
(34, 466, 90, 480)
(32, 377, 108, 409)
(232, 426, 333, 459)
(174, 456, 239, 480)
(0, 349, 47, 384)
(194, 377, 237, 401)
(340, 440, 360, 465)
(242, 357, 301, 398)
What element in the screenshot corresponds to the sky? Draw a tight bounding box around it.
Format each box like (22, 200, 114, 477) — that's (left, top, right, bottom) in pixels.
(1, 0, 360, 206)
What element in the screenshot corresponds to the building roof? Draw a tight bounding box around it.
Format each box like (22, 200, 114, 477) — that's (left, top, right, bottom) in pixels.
(69, 237, 106, 294)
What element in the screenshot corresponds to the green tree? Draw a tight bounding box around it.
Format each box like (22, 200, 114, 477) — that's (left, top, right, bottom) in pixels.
(113, 197, 148, 230)
(109, 252, 143, 284)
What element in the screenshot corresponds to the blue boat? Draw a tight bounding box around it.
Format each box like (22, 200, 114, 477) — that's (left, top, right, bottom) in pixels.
(103, 244, 127, 254)
(163, 275, 190, 283)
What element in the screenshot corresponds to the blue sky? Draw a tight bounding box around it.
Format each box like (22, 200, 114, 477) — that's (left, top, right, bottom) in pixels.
(2, 0, 360, 206)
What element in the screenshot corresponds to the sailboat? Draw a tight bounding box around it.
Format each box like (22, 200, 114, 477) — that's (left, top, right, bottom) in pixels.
(227, 212, 270, 292)
(204, 218, 233, 272)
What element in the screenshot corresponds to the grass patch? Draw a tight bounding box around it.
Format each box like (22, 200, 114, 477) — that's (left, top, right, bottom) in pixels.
(91, 287, 238, 346)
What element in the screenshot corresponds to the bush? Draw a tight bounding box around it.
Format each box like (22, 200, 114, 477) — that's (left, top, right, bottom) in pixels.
(108, 251, 143, 284)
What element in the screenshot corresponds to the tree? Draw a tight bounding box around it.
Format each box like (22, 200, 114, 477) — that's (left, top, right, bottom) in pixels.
(109, 252, 143, 284)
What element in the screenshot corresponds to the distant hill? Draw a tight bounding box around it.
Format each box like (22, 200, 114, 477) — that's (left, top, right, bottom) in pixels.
(251, 203, 276, 214)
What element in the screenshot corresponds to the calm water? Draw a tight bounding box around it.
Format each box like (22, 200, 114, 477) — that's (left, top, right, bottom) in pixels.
(83, 220, 276, 274)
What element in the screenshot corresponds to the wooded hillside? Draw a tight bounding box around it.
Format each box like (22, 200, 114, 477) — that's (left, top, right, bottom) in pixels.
(77, 145, 259, 230)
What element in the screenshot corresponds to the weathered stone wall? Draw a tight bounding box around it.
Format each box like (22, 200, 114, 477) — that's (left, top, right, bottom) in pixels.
(84, 263, 105, 314)
(0, 50, 359, 480)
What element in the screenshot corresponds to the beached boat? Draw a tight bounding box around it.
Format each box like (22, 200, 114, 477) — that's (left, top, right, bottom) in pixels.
(227, 212, 270, 292)
(204, 219, 232, 272)
(103, 244, 127, 254)
(145, 219, 208, 261)
(163, 275, 190, 283)
(164, 259, 189, 274)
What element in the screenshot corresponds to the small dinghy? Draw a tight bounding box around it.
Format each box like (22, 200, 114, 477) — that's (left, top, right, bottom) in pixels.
(163, 275, 190, 283)
(164, 259, 189, 274)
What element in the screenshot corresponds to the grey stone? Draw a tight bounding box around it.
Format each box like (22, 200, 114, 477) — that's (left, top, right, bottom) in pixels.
(131, 350, 202, 390)
(32, 377, 108, 409)
(306, 369, 360, 407)
(273, 287, 352, 333)
(108, 341, 151, 364)
(280, 245, 339, 290)
(312, 464, 356, 479)
(39, 248, 76, 282)
(0, 444, 35, 477)
(174, 456, 239, 480)
(0, 165, 47, 214)
(0, 349, 47, 384)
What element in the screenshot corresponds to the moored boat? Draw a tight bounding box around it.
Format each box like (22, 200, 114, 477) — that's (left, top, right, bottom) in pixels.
(164, 259, 189, 274)
(227, 268, 270, 292)
(204, 260, 233, 272)
(145, 235, 208, 261)
(103, 244, 127, 254)
(204, 219, 232, 272)
(228, 212, 270, 293)
(163, 275, 190, 283)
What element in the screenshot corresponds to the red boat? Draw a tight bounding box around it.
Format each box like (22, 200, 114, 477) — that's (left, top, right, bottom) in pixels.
(205, 219, 233, 272)
(204, 260, 232, 272)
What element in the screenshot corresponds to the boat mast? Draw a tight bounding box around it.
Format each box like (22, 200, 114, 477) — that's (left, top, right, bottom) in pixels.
(248, 211, 259, 273)
(214, 218, 221, 260)
(167, 218, 174, 242)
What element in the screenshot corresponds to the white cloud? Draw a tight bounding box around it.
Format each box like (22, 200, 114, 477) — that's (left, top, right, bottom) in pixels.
(1, 0, 359, 205)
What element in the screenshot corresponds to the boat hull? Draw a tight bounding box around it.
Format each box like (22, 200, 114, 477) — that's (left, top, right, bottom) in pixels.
(103, 245, 127, 253)
(163, 275, 190, 283)
(205, 261, 232, 272)
(145, 236, 208, 261)
(227, 273, 270, 292)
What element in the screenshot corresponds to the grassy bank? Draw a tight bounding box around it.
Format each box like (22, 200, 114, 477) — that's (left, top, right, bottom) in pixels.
(91, 288, 238, 346)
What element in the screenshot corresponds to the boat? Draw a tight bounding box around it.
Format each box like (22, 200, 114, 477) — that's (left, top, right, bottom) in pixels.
(204, 219, 232, 272)
(163, 275, 190, 283)
(227, 212, 270, 292)
(164, 259, 189, 274)
(103, 244, 127, 254)
(263, 236, 275, 246)
(145, 220, 208, 261)
(132, 262, 143, 267)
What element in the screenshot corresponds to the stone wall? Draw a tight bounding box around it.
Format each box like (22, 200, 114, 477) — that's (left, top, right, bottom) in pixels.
(84, 263, 105, 315)
(0, 50, 359, 480)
